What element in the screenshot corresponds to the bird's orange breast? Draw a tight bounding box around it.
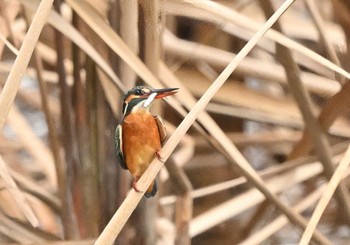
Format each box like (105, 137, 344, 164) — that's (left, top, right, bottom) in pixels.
(122, 112, 161, 178)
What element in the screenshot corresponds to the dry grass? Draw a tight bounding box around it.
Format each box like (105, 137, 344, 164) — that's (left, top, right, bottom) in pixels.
(1, 0, 350, 244)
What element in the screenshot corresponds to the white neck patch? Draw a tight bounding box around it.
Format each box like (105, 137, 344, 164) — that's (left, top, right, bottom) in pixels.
(143, 92, 157, 108)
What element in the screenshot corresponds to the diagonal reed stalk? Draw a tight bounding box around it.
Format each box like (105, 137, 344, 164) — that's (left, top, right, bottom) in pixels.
(0, 155, 39, 227)
(299, 145, 350, 245)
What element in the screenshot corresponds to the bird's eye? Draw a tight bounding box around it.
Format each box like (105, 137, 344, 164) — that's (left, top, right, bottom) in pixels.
(135, 89, 143, 95)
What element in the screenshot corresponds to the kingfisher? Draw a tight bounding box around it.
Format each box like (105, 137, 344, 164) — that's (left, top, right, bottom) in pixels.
(115, 86, 178, 198)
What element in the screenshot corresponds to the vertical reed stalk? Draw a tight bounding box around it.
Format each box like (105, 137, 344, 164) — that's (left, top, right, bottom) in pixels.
(53, 0, 80, 239)
(72, 13, 100, 237)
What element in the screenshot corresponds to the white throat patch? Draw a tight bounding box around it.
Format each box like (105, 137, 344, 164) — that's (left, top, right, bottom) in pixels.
(143, 92, 157, 108)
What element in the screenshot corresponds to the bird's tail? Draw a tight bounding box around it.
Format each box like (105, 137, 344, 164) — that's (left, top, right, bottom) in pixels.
(145, 180, 157, 198)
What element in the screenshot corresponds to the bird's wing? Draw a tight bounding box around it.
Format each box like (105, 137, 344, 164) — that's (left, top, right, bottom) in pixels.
(115, 124, 127, 170)
(153, 115, 167, 145)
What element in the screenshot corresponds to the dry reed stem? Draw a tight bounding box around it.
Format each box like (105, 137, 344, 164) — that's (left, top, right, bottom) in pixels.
(31, 47, 63, 192)
(305, 0, 344, 84)
(93, 2, 327, 245)
(162, 1, 333, 77)
(21, 0, 207, 173)
(0, 32, 18, 55)
(53, 1, 80, 238)
(65, 0, 212, 143)
(160, 61, 308, 205)
(290, 74, 350, 159)
(159, 150, 320, 205)
(0, 0, 17, 44)
(0, 0, 39, 229)
(85, 0, 330, 239)
(159, 61, 340, 239)
(16, 88, 60, 117)
(0, 0, 53, 129)
(34, 241, 95, 245)
(27, 26, 69, 230)
(0, 0, 20, 52)
(0, 211, 45, 243)
(206, 102, 350, 138)
(0, 155, 39, 227)
(160, 63, 247, 168)
(239, 185, 325, 245)
(160, 60, 307, 181)
(189, 156, 327, 236)
(63, 0, 191, 135)
(164, 33, 341, 96)
(4, 0, 344, 243)
(175, 193, 192, 245)
(261, 0, 350, 224)
(139, 0, 160, 74)
(118, 0, 138, 88)
(19, 0, 125, 92)
(7, 103, 57, 184)
(7, 105, 56, 189)
(299, 145, 350, 245)
(65, 0, 145, 92)
(0, 61, 70, 86)
(165, 158, 193, 245)
(163, 0, 330, 239)
(176, 67, 299, 120)
(10, 169, 61, 211)
(14, 29, 74, 74)
(160, 59, 347, 236)
(169, 0, 350, 80)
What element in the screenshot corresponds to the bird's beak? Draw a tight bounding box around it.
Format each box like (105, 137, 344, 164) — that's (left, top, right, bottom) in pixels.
(151, 88, 179, 99)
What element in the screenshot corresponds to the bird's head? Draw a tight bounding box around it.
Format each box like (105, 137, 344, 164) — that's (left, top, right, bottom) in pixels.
(122, 86, 178, 116)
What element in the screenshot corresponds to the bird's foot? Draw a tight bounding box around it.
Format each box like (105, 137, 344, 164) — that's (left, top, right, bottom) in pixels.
(132, 180, 142, 193)
(155, 150, 165, 162)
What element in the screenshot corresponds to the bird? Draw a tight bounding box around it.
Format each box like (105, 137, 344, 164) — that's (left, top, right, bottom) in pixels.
(115, 86, 178, 198)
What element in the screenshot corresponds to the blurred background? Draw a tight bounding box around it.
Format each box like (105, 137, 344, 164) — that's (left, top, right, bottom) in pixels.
(1, 0, 350, 244)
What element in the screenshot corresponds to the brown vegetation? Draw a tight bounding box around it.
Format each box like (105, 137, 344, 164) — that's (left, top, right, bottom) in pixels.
(0, 0, 350, 244)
